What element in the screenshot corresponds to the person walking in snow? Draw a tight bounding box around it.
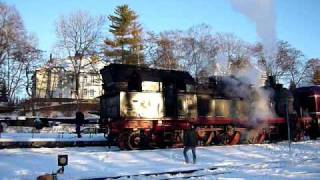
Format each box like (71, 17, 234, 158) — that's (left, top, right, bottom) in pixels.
(75, 111, 84, 138)
(183, 124, 197, 164)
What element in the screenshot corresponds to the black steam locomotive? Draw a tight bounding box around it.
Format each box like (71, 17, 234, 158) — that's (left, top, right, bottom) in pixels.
(99, 64, 319, 150)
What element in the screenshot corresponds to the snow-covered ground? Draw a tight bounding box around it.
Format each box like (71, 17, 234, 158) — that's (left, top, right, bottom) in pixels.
(0, 140, 319, 180)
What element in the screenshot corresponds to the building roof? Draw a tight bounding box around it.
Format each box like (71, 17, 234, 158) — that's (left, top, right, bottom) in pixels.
(36, 56, 106, 73)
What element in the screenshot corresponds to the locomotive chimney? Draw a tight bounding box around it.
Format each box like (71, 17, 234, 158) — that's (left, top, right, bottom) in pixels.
(265, 76, 276, 88)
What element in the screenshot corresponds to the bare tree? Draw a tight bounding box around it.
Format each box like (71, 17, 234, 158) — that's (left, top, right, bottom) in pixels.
(144, 31, 180, 69)
(179, 24, 216, 79)
(0, 2, 24, 66)
(145, 24, 219, 80)
(55, 11, 105, 102)
(283, 49, 307, 88)
(215, 32, 252, 75)
(305, 58, 320, 85)
(257, 41, 309, 87)
(0, 2, 41, 103)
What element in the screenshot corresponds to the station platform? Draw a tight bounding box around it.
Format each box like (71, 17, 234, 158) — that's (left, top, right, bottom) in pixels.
(0, 132, 108, 148)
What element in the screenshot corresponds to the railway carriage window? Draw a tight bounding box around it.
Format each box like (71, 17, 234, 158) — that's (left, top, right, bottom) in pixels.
(128, 71, 142, 91)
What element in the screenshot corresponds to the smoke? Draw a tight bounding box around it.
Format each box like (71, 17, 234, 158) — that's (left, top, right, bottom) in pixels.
(242, 72, 274, 123)
(221, 65, 275, 125)
(228, 0, 277, 56)
(223, 0, 278, 126)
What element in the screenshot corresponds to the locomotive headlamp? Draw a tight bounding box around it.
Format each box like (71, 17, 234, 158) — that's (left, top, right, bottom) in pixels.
(58, 155, 68, 167)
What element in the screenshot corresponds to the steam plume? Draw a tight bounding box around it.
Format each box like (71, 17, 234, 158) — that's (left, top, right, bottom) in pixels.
(228, 0, 277, 55)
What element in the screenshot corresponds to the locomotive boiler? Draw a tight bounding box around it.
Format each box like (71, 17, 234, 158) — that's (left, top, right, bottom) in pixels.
(99, 64, 318, 150)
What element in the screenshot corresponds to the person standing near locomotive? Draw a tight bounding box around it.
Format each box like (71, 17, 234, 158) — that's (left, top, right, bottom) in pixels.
(139, 129, 149, 150)
(75, 111, 84, 138)
(183, 125, 198, 164)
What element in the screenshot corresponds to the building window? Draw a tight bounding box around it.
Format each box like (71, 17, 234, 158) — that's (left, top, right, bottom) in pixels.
(83, 89, 87, 96)
(70, 88, 74, 98)
(83, 76, 87, 84)
(90, 89, 95, 97)
(91, 76, 95, 84)
(70, 76, 74, 84)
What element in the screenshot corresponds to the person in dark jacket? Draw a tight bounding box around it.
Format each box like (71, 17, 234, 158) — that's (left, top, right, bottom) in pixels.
(34, 116, 42, 130)
(75, 112, 84, 138)
(139, 129, 149, 150)
(183, 125, 197, 164)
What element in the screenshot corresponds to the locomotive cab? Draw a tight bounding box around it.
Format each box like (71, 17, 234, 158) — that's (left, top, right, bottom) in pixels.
(100, 64, 196, 120)
(100, 64, 196, 149)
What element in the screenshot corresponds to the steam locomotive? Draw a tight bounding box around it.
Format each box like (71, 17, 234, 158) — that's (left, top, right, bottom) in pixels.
(99, 64, 320, 150)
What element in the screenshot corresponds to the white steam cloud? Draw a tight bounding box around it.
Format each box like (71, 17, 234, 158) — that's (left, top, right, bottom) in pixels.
(228, 0, 277, 55)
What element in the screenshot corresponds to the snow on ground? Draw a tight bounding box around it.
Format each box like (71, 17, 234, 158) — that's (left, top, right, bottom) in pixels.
(0, 140, 319, 180)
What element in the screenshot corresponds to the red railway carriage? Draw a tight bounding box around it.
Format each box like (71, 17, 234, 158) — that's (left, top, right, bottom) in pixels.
(293, 86, 320, 139)
(100, 64, 293, 150)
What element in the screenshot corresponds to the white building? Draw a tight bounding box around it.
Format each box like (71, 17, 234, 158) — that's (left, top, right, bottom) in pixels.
(33, 56, 106, 100)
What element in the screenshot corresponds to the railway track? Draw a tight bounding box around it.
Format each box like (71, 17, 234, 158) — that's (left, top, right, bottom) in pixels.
(79, 157, 319, 180)
(79, 166, 230, 180)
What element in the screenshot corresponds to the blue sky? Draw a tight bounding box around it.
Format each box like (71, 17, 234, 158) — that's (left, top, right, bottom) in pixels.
(3, 0, 320, 59)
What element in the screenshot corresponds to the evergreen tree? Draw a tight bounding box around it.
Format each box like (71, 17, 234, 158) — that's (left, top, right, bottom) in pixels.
(104, 5, 143, 65)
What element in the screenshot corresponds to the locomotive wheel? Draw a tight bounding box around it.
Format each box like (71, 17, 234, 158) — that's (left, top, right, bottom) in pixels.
(197, 131, 214, 146)
(221, 133, 229, 145)
(218, 131, 241, 145)
(257, 133, 266, 144)
(148, 133, 159, 149)
(222, 126, 240, 145)
(172, 130, 184, 148)
(228, 131, 241, 145)
(247, 130, 265, 144)
(127, 131, 141, 150)
(294, 131, 304, 141)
